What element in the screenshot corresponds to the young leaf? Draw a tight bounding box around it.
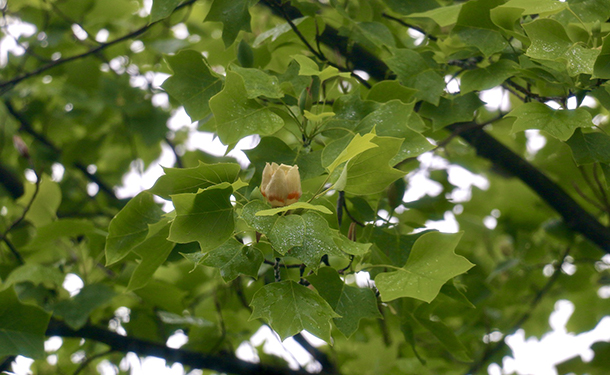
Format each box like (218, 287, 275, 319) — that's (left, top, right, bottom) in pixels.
(325, 132, 378, 174)
(255, 202, 332, 216)
(161, 50, 223, 121)
(375, 231, 473, 303)
(0, 289, 50, 359)
(343, 136, 407, 195)
(408, 4, 462, 27)
(210, 71, 284, 145)
(202, 238, 263, 282)
(169, 185, 234, 252)
(507, 102, 593, 141)
(149, 161, 241, 199)
(249, 280, 340, 343)
(105, 191, 163, 266)
(307, 267, 382, 337)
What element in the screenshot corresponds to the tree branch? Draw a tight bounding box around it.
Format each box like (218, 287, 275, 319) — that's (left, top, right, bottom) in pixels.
(0, 0, 198, 94)
(447, 122, 610, 253)
(466, 245, 572, 374)
(3, 100, 120, 202)
(46, 319, 338, 375)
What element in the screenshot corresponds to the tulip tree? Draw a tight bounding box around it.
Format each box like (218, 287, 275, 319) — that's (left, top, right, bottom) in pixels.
(2, 0, 610, 374)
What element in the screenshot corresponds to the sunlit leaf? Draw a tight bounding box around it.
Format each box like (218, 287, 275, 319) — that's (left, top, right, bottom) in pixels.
(507, 102, 593, 140)
(375, 232, 473, 303)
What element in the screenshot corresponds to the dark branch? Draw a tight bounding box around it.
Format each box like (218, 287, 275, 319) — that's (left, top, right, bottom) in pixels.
(381, 13, 439, 42)
(46, 319, 337, 375)
(447, 122, 610, 253)
(0, 0, 198, 94)
(4, 100, 120, 202)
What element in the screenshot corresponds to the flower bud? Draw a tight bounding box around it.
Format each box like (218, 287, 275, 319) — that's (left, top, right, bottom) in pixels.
(260, 162, 302, 207)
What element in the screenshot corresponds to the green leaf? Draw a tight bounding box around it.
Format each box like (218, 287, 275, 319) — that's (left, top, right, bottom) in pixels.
(325, 132, 378, 174)
(290, 212, 344, 269)
(53, 284, 116, 330)
(523, 19, 600, 76)
(127, 219, 175, 291)
(507, 102, 593, 140)
(408, 4, 462, 27)
(461, 60, 520, 93)
(204, 0, 253, 47)
(230, 65, 284, 99)
(201, 238, 263, 281)
(249, 280, 339, 343)
(17, 175, 61, 227)
(150, 161, 241, 199)
(366, 81, 417, 104)
(343, 136, 407, 195)
(566, 128, 610, 165)
(168, 185, 234, 252)
(150, 0, 181, 22)
(25, 219, 106, 250)
(419, 92, 485, 131)
(209, 71, 284, 145)
(333, 234, 372, 256)
(0, 288, 50, 359)
(253, 17, 308, 48)
(403, 302, 472, 362)
(255, 202, 332, 216)
(307, 267, 381, 337)
(241, 201, 305, 255)
(1, 264, 65, 291)
(375, 232, 473, 303)
(385, 49, 445, 105)
(161, 50, 223, 121)
(105, 191, 163, 266)
(453, 0, 508, 57)
(594, 34, 610, 79)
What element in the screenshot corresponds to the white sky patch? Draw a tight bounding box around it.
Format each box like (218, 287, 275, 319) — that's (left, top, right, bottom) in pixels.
(502, 301, 610, 375)
(525, 129, 547, 158)
(247, 325, 322, 372)
(166, 330, 188, 349)
(115, 143, 176, 199)
(445, 75, 460, 94)
(423, 211, 459, 233)
(408, 28, 425, 46)
(480, 87, 511, 112)
(63, 273, 84, 297)
(185, 132, 257, 168)
(567, 95, 597, 110)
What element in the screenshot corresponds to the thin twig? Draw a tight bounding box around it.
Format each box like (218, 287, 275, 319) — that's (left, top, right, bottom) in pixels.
(72, 349, 114, 375)
(465, 246, 572, 374)
(381, 13, 438, 42)
(0, 0, 198, 94)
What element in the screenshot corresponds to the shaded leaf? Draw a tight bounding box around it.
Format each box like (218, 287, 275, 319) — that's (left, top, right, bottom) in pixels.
(150, 161, 241, 199)
(204, 0, 253, 47)
(210, 71, 284, 145)
(150, 0, 181, 22)
(419, 92, 484, 131)
(105, 191, 163, 266)
(566, 128, 610, 165)
(249, 280, 339, 343)
(385, 49, 444, 105)
(162, 50, 223, 121)
(202, 238, 263, 281)
(0, 288, 50, 359)
(231, 65, 284, 99)
(307, 267, 381, 337)
(53, 284, 116, 329)
(168, 185, 234, 252)
(507, 102, 592, 140)
(255, 202, 332, 216)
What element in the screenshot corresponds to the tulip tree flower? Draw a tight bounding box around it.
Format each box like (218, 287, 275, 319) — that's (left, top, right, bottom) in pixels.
(260, 162, 302, 207)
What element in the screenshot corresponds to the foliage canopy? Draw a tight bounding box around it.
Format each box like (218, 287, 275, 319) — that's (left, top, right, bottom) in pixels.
(2, 0, 610, 374)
